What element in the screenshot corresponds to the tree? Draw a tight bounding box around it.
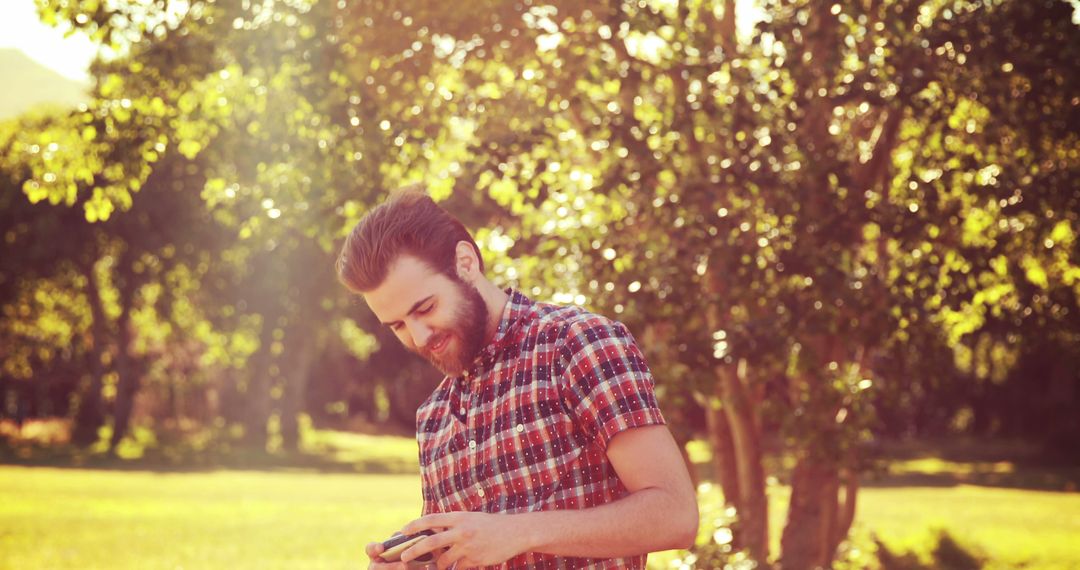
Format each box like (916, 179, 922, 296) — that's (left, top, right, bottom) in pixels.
(7, 0, 1077, 567)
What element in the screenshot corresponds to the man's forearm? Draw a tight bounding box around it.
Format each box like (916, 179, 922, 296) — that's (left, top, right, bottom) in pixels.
(399, 427, 699, 567)
(508, 486, 698, 559)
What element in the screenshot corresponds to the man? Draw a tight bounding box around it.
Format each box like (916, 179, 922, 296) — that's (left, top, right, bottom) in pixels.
(337, 190, 698, 569)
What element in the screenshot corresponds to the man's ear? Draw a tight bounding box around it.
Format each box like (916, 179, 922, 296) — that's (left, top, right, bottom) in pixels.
(454, 241, 480, 281)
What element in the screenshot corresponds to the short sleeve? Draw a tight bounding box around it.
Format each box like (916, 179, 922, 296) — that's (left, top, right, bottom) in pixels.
(556, 316, 666, 450)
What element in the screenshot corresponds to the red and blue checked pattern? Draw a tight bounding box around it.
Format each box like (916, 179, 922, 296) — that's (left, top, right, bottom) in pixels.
(416, 290, 666, 569)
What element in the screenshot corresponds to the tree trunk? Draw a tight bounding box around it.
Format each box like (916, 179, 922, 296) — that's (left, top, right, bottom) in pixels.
(718, 0, 738, 54)
(72, 372, 106, 447)
(279, 328, 318, 452)
(72, 264, 110, 447)
(780, 457, 838, 570)
(107, 361, 140, 454)
(826, 468, 859, 564)
(242, 319, 277, 450)
(718, 360, 769, 562)
(167, 374, 180, 422)
(704, 254, 767, 561)
(705, 392, 743, 546)
(108, 284, 140, 454)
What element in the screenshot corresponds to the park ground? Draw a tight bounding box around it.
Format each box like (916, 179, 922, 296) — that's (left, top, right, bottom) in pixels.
(1, 427, 1079, 569)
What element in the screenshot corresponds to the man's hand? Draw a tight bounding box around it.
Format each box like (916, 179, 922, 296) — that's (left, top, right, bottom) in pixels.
(364, 539, 408, 569)
(399, 512, 528, 570)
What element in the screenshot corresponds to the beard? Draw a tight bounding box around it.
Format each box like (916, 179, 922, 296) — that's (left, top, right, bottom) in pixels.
(417, 278, 489, 376)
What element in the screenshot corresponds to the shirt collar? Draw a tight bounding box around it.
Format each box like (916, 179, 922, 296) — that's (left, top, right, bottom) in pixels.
(489, 288, 533, 348)
(466, 289, 533, 374)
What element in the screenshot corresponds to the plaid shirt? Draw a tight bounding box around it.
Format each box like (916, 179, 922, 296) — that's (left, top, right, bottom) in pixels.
(416, 290, 666, 569)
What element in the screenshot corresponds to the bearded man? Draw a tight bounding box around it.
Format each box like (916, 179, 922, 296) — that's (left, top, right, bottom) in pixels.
(337, 190, 698, 569)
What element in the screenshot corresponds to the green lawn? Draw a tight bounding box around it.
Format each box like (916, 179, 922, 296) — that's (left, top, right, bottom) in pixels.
(854, 485, 1080, 570)
(0, 467, 422, 569)
(2, 432, 1079, 569)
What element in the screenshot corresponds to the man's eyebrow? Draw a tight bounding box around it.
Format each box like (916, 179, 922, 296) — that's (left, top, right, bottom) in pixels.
(382, 295, 435, 327)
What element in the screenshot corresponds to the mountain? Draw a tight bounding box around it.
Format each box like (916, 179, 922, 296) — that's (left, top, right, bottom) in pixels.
(0, 48, 90, 120)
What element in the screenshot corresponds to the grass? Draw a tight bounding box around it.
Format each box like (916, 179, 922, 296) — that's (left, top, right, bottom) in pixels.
(646, 482, 1080, 570)
(2, 430, 1079, 569)
(303, 429, 421, 475)
(854, 485, 1080, 570)
(0, 467, 422, 569)
(660, 442, 1080, 570)
(0, 424, 426, 569)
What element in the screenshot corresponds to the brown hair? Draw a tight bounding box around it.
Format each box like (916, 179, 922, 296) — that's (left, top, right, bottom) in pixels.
(336, 189, 484, 293)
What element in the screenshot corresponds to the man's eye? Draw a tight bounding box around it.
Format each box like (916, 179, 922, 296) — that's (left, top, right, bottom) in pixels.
(417, 303, 433, 315)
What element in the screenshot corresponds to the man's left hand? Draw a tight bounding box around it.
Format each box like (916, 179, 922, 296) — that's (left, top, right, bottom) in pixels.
(399, 512, 528, 570)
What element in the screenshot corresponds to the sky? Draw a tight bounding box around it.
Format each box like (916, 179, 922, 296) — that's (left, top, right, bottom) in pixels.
(0, 1, 97, 81)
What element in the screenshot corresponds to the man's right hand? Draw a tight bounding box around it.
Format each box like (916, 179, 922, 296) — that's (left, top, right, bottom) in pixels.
(365, 540, 407, 569)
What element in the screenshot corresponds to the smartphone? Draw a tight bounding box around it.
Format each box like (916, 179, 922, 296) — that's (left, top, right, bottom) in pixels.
(379, 530, 435, 563)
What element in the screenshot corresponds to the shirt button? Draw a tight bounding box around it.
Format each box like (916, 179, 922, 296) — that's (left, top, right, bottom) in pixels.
(469, 440, 477, 450)
(516, 424, 525, 433)
(477, 487, 485, 497)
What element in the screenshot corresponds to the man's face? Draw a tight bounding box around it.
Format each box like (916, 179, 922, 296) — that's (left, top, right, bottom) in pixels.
(363, 255, 488, 376)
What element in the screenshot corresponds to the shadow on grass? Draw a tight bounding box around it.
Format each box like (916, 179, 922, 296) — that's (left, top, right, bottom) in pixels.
(0, 439, 420, 475)
(860, 467, 1080, 491)
(858, 438, 1080, 492)
(876, 530, 991, 570)
(0, 418, 422, 474)
(682, 437, 1080, 493)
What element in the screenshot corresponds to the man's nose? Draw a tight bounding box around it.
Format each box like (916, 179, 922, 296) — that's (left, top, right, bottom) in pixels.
(407, 320, 433, 348)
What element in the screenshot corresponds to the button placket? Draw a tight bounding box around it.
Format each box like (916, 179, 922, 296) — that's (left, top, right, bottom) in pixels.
(464, 374, 481, 503)
(459, 377, 468, 418)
